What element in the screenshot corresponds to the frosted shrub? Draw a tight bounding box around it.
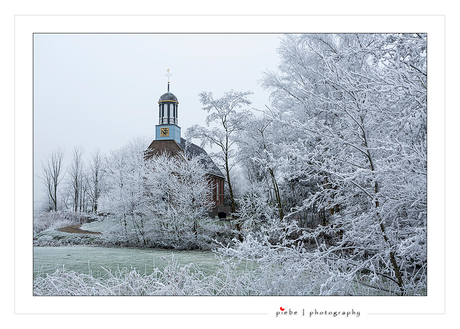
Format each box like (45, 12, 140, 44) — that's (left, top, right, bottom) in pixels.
(235, 186, 277, 232)
(216, 215, 427, 296)
(31, 252, 375, 296)
(34, 257, 212, 296)
(34, 235, 56, 246)
(34, 233, 103, 247)
(97, 215, 225, 250)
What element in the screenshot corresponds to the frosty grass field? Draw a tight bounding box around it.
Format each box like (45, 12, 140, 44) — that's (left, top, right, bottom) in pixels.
(34, 220, 242, 279)
(34, 246, 220, 278)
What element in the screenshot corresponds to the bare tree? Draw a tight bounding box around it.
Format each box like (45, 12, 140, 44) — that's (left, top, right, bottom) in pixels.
(40, 148, 65, 211)
(68, 146, 85, 212)
(87, 149, 105, 213)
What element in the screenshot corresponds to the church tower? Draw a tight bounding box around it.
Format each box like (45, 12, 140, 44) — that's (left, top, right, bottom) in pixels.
(145, 70, 227, 217)
(155, 69, 181, 144)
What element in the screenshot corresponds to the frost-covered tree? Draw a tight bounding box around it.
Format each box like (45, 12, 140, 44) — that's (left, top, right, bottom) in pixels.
(98, 138, 148, 243)
(67, 146, 86, 212)
(186, 90, 253, 232)
(39, 148, 65, 211)
(239, 33, 428, 295)
(87, 149, 105, 213)
(99, 138, 216, 249)
(236, 114, 286, 220)
(142, 152, 215, 246)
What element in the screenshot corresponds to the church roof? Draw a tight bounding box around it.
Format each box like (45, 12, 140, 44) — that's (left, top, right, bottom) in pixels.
(179, 138, 225, 179)
(158, 92, 178, 103)
(144, 138, 225, 179)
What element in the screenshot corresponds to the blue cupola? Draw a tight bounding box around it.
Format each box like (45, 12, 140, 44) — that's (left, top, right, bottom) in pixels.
(155, 70, 181, 144)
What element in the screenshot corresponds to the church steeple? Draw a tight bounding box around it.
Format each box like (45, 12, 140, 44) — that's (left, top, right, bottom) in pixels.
(158, 69, 179, 126)
(155, 69, 181, 144)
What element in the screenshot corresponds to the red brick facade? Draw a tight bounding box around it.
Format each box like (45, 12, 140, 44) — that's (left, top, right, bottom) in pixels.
(208, 175, 225, 210)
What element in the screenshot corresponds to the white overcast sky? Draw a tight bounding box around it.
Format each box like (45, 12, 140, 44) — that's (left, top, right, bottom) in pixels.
(33, 33, 283, 209)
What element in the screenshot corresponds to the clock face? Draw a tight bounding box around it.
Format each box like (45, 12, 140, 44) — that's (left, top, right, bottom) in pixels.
(160, 127, 170, 137)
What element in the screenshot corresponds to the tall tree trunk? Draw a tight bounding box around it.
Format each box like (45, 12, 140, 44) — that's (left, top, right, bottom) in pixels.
(268, 167, 284, 220)
(225, 155, 242, 239)
(364, 132, 405, 295)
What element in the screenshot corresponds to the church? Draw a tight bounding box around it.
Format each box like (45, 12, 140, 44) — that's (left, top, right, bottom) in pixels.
(144, 74, 227, 218)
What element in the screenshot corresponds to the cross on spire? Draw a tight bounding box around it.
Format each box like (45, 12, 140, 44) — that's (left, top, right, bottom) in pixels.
(165, 69, 173, 92)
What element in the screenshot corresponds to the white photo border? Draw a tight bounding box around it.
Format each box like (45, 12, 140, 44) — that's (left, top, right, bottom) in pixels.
(15, 15, 445, 318)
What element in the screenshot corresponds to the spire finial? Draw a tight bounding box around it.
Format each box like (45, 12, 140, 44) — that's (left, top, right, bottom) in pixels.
(165, 69, 173, 92)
